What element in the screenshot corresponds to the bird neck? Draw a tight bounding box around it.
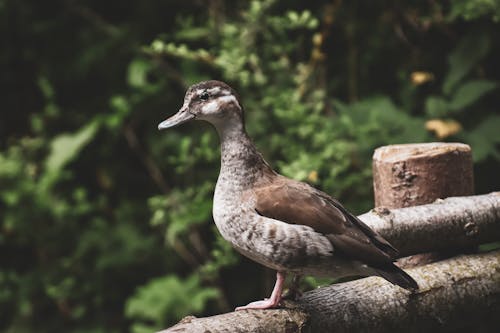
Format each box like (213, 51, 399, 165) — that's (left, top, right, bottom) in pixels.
(217, 119, 260, 170)
(213, 117, 275, 188)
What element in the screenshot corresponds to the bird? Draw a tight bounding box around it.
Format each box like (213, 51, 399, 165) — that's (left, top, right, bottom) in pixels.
(158, 80, 418, 310)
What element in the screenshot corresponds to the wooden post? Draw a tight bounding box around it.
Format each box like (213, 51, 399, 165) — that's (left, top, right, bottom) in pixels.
(373, 143, 473, 208)
(372, 142, 474, 266)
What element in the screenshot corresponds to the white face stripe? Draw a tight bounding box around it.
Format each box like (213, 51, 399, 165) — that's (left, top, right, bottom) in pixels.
(202, 100, 219, 113)
(208, 87, 221, 95)
(201, 95, 241, 113)
(218, 95, 241, 108)
(196, 87, 231, 96)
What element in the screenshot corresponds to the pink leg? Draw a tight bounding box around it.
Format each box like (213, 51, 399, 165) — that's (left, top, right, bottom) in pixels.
(235, 272, 286, 311)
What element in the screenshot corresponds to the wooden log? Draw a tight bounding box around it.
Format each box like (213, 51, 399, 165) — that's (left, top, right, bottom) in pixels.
(372, 142, 474, 266)
(159, 193, 500, 332)
(358, 193, 500, 257)
(372, 143, 473, 208)
(159, 250, 500, 333)
(299, 250, 500, 333)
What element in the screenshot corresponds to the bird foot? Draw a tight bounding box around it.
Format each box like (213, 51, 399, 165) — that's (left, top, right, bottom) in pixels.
(235, 271, 285, 311)
(235, 298, 280, 311)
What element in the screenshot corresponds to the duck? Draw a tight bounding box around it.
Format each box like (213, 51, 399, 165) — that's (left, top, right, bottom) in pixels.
(158, 80, 418, 310)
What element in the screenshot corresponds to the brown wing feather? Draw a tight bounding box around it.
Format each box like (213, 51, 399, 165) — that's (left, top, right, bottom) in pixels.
(317, 192, 399, 258)
(254, 182, 347, 234)
(253, 176, 397, 266)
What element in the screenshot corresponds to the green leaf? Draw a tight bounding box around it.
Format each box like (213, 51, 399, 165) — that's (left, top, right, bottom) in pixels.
(105, 95, 132, 129)
(449, 80, 497, 111)
(127, 59, 152, 88)
(425, 96, 450, 117)
(448, 0, 500, 22)
(174, 27, 211, 41)
(464, 115, 500, 162)
(37, 76, 55, 99)
(443, 32, 490, 95)
(45, 120, 100, 172)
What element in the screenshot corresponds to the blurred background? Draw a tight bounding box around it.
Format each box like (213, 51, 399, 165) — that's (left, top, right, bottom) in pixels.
(1, 0, 500, 332)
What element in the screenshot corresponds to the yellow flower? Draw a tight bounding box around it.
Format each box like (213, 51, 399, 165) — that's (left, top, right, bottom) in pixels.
(425, 119, 462, 139)
(411, 71, 434, 85)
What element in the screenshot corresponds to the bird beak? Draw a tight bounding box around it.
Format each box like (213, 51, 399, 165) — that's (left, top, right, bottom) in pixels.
(158, 107, 195, 130)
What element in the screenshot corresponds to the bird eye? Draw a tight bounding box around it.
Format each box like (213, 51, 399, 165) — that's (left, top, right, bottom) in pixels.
(200, 92, 209, 101)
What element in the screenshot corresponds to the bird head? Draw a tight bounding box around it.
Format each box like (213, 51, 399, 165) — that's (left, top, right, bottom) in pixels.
(158, 80, 243, 130)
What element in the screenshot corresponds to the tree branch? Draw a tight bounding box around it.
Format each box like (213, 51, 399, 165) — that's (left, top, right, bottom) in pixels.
(160, 250, 500, 332)
(159, 192, 500, 332)
(298, 250, 500, 332)
(359, 192, 500, 257)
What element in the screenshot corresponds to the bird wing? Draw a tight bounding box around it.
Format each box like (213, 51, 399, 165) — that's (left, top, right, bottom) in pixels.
(252, 177, 398, 266)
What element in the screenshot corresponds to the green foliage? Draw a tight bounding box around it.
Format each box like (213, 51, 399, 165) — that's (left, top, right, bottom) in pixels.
(448, 80, 497, 111)
(464, 115, 500, 161)
(0, 131, 162, 331)
(199, 228, 239, 280)
(149, 182, 212, 245)
(46, 121, 100, 173)
(125, 274, 218, 333)
(424, 31, 499, 162)
(1, 1, 500, 332)
(449, 0, 500, 21)
(442, 32, 491, 95)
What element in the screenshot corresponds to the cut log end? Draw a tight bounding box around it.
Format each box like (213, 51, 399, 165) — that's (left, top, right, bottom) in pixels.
(372, 142, 474, 209)
(373, 142, 471, 163)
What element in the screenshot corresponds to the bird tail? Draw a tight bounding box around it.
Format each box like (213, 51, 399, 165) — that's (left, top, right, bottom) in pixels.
(375, 263, 418, 291)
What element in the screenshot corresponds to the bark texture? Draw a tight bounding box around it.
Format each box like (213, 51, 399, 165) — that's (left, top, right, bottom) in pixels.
(160, 193, 500, 333)
(160, 251, 500, 333)
(160, 308, 308, 333)
(372, 143, 473, 208)
(372, 142, 475, 267)
(359, 192, 500, 256)
(299, 250, 500, 333)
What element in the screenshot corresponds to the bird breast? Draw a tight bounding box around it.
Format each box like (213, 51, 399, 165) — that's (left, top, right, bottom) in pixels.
(213, 185, 336, 272)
